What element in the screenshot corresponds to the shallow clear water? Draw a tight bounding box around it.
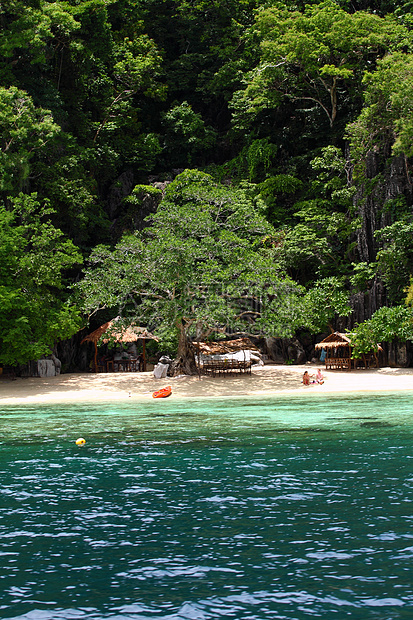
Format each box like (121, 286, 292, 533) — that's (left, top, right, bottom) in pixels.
(1, 392, 413, 620)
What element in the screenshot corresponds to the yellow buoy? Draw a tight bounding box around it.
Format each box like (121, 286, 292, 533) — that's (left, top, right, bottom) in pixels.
(75, 437, 86, 446)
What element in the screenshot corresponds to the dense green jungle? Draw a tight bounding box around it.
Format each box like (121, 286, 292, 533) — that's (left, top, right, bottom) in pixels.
(3, 0, 413, 374)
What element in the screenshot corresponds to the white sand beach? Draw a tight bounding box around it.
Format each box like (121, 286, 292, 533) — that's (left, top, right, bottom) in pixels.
(1, 364, 413, 405)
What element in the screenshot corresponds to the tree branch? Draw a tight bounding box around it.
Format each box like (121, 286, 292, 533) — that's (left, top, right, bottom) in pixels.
(291, 94, 333, 127)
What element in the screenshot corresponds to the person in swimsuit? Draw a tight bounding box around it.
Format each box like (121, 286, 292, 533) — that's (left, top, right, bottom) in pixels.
(315, 368, 324, 384)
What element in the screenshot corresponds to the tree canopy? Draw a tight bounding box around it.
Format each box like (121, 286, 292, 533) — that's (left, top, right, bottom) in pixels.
(78, 170, 350, 371)
(231, 1, 411, 131)
(2, 0, 413, 370)
(0, 194, 82, 366)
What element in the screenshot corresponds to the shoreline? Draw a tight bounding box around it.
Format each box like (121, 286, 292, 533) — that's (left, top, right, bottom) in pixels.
(0, 364, 413, 405)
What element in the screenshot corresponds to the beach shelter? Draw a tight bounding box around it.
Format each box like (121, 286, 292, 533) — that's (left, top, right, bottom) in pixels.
(315, 332, 352, 370)
(196, 337, 261, 365)
(193, 337, 262, 378)
(196, 338, 260, 356)
(80, 318, 158, 372)
(315, 331, 383, 370)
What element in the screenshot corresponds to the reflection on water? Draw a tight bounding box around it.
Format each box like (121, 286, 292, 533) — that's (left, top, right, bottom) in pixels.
(1, 393, 413, 619)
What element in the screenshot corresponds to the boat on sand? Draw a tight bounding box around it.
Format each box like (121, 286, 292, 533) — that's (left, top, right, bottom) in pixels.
(152, 385, 172, 398)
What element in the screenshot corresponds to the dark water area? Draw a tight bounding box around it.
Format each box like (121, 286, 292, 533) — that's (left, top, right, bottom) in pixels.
(1, 393, 413, 619)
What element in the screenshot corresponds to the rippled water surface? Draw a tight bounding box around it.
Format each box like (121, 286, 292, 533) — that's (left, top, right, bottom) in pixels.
(1, 392, 413, 620)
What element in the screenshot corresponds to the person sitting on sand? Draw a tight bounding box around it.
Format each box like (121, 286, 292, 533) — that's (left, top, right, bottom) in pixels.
(303, 370, 311, 385)
(315, 368, 324, 384)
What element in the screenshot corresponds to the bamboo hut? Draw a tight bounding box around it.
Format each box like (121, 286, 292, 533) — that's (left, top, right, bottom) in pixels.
(195, 338, 262, 376)
(196, 338, 260, 356)
(80, 319, 158, 372)
(315, 332, 352, 370)
(315, 332, 382, 370)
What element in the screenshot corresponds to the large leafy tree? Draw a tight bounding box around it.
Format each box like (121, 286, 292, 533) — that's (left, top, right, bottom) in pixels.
(0, 194, 82, 366)
(0, 86, 61, 195)
(78, 170, 350, 372)
(350, 305, 413, 361)
(347, 52, 413, 171)
(231, 1, 410, 132)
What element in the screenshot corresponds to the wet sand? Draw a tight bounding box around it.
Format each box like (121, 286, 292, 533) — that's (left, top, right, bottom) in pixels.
(0, 364, 413, 405)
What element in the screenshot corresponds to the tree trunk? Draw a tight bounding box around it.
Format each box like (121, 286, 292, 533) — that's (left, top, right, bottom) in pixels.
(170, 319, 197, 376)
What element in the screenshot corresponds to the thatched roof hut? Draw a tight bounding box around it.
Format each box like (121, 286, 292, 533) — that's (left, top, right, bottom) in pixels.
(80, 321, 113, 345)
(196, 338, 260, 355)
(81, 318, 158, 371)
(315, 331, 382, 370)
(314, 332, 351, 350)
(101, 325, 157, 344)
(315, 332, 352, 370)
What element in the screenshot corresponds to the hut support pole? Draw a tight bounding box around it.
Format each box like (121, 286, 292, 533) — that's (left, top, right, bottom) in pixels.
(94, 342, 98, 373)
(142, 339, 146, 372)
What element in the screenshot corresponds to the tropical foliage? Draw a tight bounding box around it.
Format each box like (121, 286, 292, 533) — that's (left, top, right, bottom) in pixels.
(78, 171, 350, 369)
(2, 0, 413, 368)
(0, 194, 82, 365)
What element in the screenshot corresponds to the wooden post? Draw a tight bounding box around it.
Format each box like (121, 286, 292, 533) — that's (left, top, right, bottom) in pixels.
(197, 341, 201, 380)
(142, 339, 146, 372)
(94, 342, 98, 373)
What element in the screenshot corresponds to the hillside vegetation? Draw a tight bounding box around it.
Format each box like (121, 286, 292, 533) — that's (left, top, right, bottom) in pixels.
(2, 0, 413, 370)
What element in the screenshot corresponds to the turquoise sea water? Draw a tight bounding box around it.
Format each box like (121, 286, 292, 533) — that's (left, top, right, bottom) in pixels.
(1, 392, 413, 620)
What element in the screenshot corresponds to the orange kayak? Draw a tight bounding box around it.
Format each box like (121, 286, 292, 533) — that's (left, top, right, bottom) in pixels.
(152, 385, 172, 399)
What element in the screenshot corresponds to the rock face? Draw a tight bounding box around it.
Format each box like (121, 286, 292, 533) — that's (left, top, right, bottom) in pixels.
(346, 277, 387, 329)
(37, 357, 60, 377)
(263, 336, 308, 365)
(355, 152, 413, 264)
(56, 330, 90, 372)
(350, 151, 413, 325)
(107, 170, 135, 220)
(109, 183, 164, 239)
(386, 341, 413, 368)
(261, 151, 413, 366)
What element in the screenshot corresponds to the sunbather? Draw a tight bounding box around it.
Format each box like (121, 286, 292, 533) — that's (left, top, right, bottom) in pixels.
(315, 368, 324, 384)
(303, 370, 311, 385)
